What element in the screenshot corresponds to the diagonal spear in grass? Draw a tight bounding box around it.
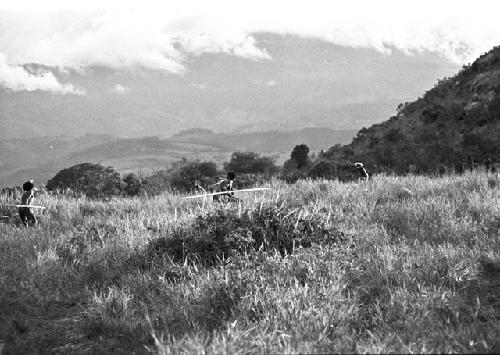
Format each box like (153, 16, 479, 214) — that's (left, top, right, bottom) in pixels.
(180, 187, 271, 199)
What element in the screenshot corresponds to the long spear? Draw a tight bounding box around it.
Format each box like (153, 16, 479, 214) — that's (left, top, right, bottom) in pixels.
(8, 205, 46, 209)
(181, 187, 271, 200)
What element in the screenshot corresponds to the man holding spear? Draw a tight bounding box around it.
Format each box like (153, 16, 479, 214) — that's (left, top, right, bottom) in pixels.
(182, 172, 270, 201)
(18, 180, 38, 227)
(213, 172, 237, 202)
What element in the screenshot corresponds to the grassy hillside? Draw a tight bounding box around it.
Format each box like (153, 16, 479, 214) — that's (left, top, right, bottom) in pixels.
(1, 172, 499, 353)
(326, 46, 500, 173)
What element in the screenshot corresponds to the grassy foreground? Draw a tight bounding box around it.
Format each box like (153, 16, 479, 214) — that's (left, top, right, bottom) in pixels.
(1, 172, 499, 354)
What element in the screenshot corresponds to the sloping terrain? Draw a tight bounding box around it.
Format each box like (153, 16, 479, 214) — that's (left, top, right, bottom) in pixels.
(326, 46, 500, 173)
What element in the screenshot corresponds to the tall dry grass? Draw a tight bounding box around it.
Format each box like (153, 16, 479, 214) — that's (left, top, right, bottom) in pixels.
(0, 171, 499, 353)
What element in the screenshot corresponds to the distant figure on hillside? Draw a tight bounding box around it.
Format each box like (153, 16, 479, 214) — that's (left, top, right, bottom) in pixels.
(213, 172, 238, 202)
(354, 162, 369, 182)
(19, 180, 37, 227)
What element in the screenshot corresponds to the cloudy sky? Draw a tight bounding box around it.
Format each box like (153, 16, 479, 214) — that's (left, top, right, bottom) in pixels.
(1, 0, 500, 94)
(1, 0, 499, 138)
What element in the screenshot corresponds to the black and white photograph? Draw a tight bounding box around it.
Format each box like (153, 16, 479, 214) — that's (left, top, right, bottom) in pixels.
(1, 0, 500, 353)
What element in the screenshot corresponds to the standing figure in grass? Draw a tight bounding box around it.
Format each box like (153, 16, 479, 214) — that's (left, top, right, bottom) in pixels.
(213, 172, 238, 202)
(354, 162, 369, 182)
(19, 180, 37, 227)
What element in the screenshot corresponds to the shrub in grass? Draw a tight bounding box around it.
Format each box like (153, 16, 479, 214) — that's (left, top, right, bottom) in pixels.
(475, 256, 500, 319)
(136, 204, 343, 268)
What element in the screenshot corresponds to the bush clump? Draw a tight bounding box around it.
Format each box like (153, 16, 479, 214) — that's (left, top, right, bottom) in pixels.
(137, 204, 343, 268)
(47, 163, 124, 198)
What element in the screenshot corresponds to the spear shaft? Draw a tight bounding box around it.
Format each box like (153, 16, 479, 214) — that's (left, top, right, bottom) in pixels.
(181, 187, 271, 200)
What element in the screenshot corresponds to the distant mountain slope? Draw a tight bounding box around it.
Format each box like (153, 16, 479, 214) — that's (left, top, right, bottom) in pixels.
(170, 127, 356, 152)
(326, 46, 500, 173)
(0, 128, 356, 185)
(0, 134, 113, 173)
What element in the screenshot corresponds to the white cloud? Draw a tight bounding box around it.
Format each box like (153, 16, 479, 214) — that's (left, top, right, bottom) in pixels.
(266, 80, 277, 86)
(110, 84, 130, 94)
(174, 33, 270, 60)
(1, 0, 500, 95)
(0, 53, 85, 94)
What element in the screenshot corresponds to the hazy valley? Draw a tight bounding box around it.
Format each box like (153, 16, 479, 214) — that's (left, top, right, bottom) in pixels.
(0, 127, 356, 186)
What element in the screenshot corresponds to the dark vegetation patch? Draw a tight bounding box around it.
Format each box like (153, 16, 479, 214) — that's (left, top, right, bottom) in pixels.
(474, 256, 500, 320)
(132, 205, 343, 270)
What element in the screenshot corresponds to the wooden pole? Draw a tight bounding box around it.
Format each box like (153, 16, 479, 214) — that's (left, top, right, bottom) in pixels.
(181, 187, 271, 200)
(9, 205, 46, 209)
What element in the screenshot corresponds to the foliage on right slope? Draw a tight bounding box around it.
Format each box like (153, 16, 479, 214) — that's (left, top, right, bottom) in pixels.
(326, 46, 500, 174)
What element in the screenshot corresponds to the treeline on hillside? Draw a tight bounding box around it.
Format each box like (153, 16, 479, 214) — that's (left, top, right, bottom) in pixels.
(324, 46, 500, 175)
(37, 145, 361, 198)
(328, 95, 500, 174)
(325, 129, 499, 175)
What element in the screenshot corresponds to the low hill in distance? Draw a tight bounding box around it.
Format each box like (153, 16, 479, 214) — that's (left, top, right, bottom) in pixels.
(325, 46, 500, 173)
(0, 127, 356, 186)
(170, 127, 355, 152)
